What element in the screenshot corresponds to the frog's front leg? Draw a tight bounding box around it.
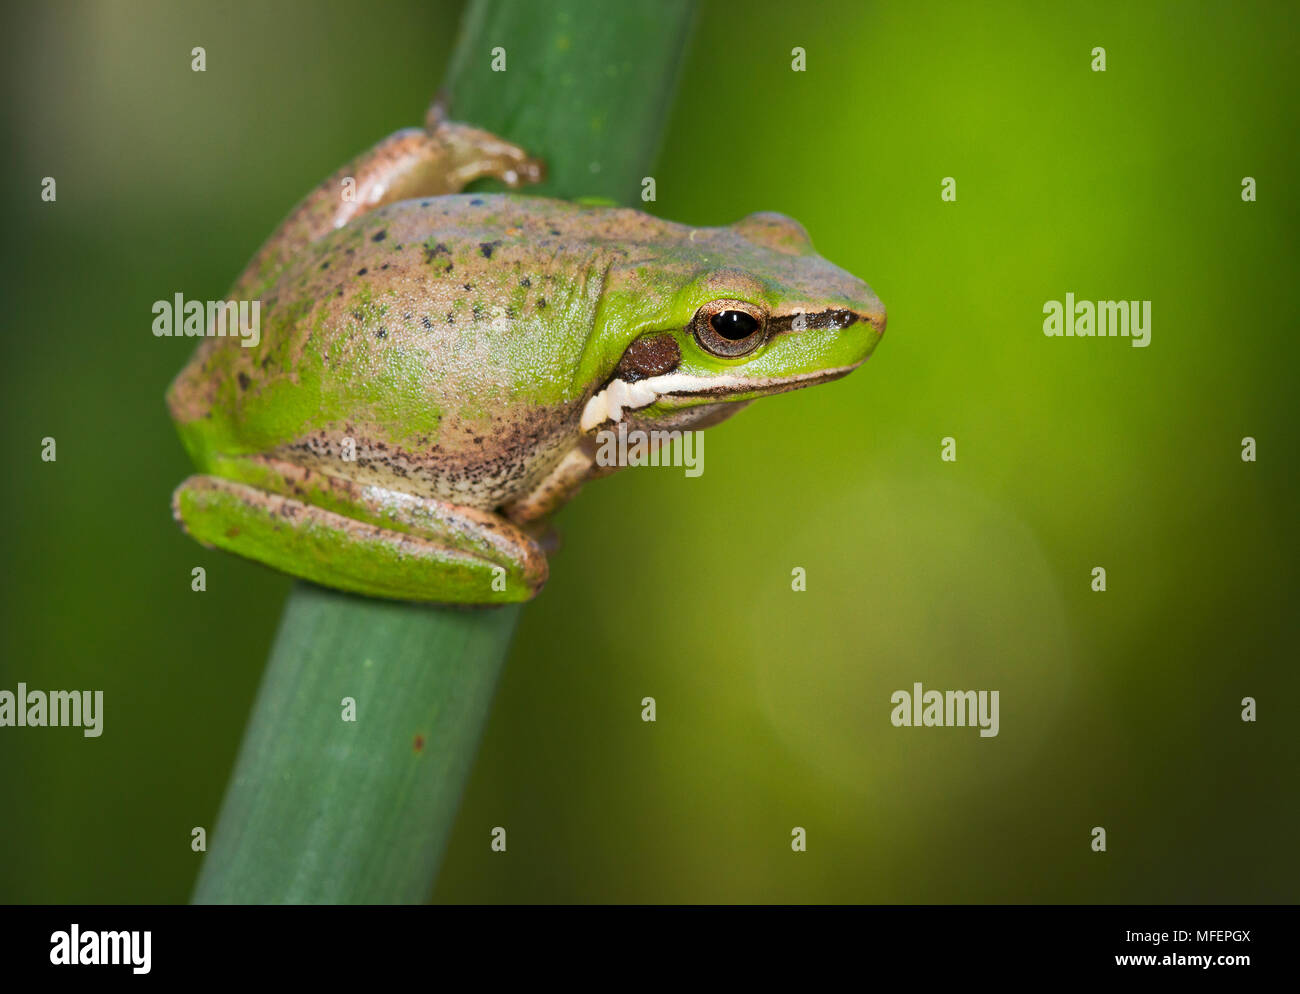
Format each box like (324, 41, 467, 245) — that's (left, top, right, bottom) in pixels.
(501, 443, 602, 525)
(236, 115, 544, 297)
(172, 475, 547, 604)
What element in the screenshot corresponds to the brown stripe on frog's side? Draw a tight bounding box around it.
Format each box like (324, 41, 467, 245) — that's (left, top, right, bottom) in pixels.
(269, 396, 588, 511)
(612, 333, 681, 383)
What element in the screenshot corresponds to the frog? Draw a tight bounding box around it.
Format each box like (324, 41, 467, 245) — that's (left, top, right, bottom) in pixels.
(167, 108, 887, 605)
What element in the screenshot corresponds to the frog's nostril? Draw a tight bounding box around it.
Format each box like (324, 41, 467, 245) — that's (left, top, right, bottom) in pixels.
(859, 306, 887, 337)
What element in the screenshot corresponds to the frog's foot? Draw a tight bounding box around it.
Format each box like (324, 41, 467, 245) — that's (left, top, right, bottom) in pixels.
(323, 122, 543, 233)
(519, 520, 563, 556)
(423, 97, 545, 188)
(424, 119, 545, 191)
(172, 475, 546, 604)
(233, 119, 544, 298)
(502, 446, 597, 525)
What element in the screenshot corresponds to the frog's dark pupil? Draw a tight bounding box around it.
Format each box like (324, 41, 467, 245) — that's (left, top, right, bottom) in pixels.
(710, 310, 759, 341)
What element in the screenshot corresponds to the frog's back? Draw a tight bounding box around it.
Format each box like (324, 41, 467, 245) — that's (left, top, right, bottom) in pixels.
(167, 195, 669, 508)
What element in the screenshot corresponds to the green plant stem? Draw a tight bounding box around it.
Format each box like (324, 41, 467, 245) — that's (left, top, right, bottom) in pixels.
(192, 586, 520, 904)
(443, 0, 697, 201)
(192, 0, 696, 905)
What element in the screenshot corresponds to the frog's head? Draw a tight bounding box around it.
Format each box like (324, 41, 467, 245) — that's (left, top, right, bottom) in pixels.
(582, 211, 886, 433)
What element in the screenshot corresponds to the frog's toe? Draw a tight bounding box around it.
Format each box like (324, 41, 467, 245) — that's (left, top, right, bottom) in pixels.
(521, 522, 562, 556)
(506, 154, 546, 188)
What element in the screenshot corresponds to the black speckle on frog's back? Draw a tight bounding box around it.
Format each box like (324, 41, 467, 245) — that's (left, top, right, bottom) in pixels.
(287, 194, 658, 378)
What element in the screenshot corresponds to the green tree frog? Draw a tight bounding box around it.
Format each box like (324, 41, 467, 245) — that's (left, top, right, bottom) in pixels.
(168, 112, 887, 604)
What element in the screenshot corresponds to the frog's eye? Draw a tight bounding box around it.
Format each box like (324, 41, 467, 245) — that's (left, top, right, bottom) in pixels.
(691, 300, 767, 358)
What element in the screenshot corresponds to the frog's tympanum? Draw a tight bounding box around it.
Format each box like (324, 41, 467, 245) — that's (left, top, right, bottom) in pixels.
(168, 110, 887, 603)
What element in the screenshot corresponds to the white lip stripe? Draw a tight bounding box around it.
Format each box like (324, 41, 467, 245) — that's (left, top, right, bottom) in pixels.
(579, 366, 854, 432)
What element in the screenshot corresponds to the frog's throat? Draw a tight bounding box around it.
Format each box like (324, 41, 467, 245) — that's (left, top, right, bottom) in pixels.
(579, 365, 858, 432)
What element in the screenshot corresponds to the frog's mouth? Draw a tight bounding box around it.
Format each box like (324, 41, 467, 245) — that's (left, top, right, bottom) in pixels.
(579, 364, 858, 432)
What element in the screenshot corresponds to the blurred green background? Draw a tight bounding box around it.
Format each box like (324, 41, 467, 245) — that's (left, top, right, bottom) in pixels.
(2, 0, 1296, 903)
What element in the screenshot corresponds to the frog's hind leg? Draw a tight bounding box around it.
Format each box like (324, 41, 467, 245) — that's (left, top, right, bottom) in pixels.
(323, 118, 546, 233)
(172, 475, 546, 604)
(233, 118, 544, 298)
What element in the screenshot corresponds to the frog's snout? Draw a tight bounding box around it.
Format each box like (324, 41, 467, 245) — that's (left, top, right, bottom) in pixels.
(860, 302, 887, 338)
(837, 296, 887, 368)
(841, 273, 886, 342)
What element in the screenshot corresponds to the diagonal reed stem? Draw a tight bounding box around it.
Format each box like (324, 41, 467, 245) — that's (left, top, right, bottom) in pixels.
(192, 0, 696, 904)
